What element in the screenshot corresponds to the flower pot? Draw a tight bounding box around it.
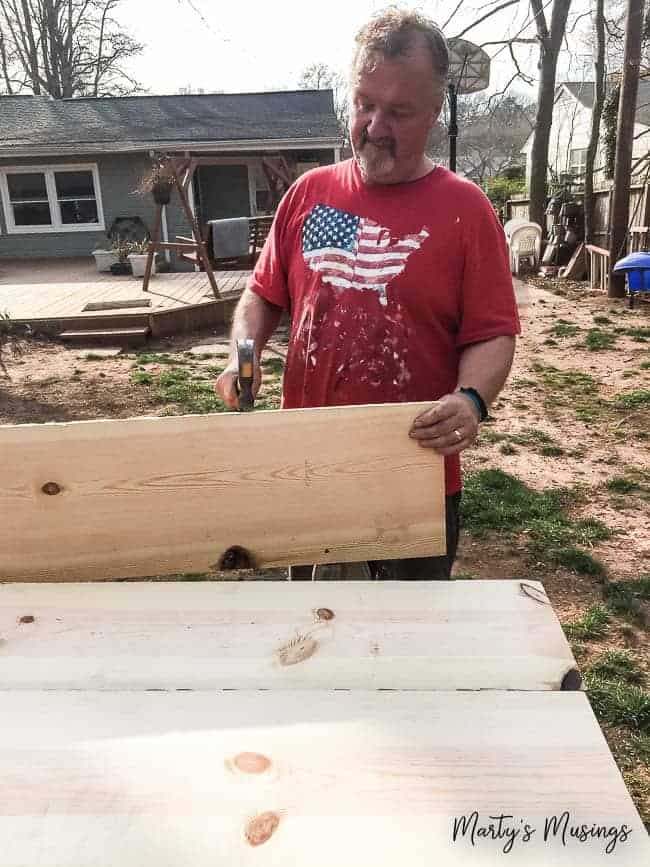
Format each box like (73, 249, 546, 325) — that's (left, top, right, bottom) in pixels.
(93, 249, 119, 272)
(128, 253, 155, 278)
(152, 181, 172, 205)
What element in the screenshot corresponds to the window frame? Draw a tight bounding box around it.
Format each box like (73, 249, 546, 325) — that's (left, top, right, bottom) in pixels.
(569, 147, 588, 178)
(0, 163, 105, 235)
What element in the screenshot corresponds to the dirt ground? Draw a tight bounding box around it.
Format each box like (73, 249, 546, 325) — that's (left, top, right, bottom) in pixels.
(1, 276, 649, 826)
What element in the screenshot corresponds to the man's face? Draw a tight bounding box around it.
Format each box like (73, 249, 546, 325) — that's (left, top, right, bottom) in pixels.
(349, 43, 444, 185)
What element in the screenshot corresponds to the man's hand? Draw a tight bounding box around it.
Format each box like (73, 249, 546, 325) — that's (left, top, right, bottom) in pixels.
(409, 393, 480, 455)
(214, 357, 262, 411)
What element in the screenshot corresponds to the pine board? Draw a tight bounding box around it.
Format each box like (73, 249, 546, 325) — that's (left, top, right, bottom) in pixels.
(0, 580, 575, 691)
(0, 690, 646, 866)
(0, 403, 444, 581)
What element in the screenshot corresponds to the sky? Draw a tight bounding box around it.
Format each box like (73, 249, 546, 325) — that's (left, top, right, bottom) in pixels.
(123, 0, 596, 99)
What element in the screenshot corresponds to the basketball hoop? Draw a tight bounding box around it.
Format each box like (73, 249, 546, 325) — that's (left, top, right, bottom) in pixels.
(446, 38, 491, 173)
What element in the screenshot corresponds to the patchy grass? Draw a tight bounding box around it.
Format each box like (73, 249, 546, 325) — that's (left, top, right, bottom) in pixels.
(261, 356, 285, 376)
(136, 352, 186, 365)
(563, 605, 610, 641)
(553, 547, 607, 578)
(132, 371, 154, 386)
(586, 650, 644, 685)
(604, 576, 650, 622)
(613, 389, 650, 409)
(461, 469, 612, 572)
(605, 477, 642, 494)
(548, 319, 580, 338)
(584, 328, 617, 351)
(585, 675, 650, 733)
(593, 315, 613, 325)
(640, 360, 650, 370)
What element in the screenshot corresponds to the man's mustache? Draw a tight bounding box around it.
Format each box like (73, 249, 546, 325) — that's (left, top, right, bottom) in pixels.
(361, 130, 395, 154)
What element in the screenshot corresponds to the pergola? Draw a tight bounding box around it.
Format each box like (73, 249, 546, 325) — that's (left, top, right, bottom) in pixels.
(141, 155, 294, 296)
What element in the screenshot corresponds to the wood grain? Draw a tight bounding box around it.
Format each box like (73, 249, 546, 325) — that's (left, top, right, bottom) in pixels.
(0, 690, 646, 865)
(0, 403, 444, 581)
(0, 580, 575, 691)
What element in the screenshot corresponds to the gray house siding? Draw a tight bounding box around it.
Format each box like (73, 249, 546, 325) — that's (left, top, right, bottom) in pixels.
(0, 147, 337, 264)
(0, 153, 158, 259)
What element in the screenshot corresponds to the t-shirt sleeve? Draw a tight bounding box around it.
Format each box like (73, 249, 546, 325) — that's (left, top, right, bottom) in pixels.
(247, 181, 302, 310)
(455, 187, 521, 347)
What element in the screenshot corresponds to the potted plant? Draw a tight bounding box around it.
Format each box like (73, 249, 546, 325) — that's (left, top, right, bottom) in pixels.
(136, 158, 176, 206)
(128, 239, 154, 278)
(109, 237, 133, 276)
(92, 246, 119, 272)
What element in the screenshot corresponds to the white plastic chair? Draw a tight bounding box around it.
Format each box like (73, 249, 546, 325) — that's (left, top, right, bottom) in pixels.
(507, 222, 542, 276)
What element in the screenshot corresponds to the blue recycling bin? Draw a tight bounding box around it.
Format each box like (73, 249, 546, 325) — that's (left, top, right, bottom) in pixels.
(613, 252, 650, 307)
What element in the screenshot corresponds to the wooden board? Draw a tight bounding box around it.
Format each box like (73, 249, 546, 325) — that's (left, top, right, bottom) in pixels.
(0, 690, 646, 866)
(0, 580, 576, 691)
(0, 403, 444, 581)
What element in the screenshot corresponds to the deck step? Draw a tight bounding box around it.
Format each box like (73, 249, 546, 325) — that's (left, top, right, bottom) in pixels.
(59, 327, 150, 346)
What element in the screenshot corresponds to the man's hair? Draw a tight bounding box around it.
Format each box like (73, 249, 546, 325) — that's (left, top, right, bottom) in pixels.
(351, 6, 449, 99)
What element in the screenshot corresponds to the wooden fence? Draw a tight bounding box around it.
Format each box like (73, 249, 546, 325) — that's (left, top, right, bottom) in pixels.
(505, 184, 650, 248)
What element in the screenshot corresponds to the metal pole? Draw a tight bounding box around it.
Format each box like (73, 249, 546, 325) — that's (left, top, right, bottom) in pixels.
(448, 82, 458, 174)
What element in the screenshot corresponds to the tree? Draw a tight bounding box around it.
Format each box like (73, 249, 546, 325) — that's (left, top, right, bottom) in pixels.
(609, 0, 645, 297)
(298, 61, 348, 138)
(0, 0, 142, 98)
(584, 0, 606, 245)
(452, 93, 535, 183)
(528, 0, 573, 229)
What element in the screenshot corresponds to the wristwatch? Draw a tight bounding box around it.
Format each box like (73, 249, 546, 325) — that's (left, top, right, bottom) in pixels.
(458, 386, 488, 422)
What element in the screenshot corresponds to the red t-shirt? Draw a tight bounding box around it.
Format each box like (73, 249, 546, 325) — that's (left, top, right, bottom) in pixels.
(249, 159, 520, 494)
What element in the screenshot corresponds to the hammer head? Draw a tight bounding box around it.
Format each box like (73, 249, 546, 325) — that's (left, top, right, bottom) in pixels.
(236, 338, 255, 412)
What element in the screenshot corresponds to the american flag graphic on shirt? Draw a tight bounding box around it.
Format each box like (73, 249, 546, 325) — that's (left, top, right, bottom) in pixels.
(302, 204, 429, 305)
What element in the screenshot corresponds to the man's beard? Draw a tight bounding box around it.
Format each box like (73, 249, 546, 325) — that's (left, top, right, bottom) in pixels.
(354, 133, 396, 180)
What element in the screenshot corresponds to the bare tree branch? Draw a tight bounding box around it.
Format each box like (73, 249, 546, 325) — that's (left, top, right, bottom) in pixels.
(452, 0, 522, 40)
(442, 0, 465, 30)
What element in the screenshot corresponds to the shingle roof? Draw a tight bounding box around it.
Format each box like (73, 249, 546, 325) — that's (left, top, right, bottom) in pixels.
(562, 80, 650, 128)
(0, 90, 341, 156)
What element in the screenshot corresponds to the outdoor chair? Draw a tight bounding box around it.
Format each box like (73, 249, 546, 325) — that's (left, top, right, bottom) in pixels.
(210, 216, 273, 269)
(506, 221, 542, 276)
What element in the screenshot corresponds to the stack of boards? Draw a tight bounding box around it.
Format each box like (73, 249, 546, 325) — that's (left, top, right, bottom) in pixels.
(0, 405, 648, 864)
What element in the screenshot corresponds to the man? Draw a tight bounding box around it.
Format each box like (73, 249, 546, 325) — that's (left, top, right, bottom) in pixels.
(215, 8, 520, 579)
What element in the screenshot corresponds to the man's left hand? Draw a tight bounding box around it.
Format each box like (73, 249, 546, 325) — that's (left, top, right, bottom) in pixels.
(409, 393, 480, 455)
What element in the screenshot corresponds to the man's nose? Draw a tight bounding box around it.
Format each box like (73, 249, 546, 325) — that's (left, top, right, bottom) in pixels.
(365, 108, 391, 140)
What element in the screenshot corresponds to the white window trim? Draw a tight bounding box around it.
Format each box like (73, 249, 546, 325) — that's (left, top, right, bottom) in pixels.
(0, 163, 105, 235)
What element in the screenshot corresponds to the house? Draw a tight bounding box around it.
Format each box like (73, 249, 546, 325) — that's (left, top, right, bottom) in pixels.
(521, 80, 650, 191)
(0, 90, 342, 262)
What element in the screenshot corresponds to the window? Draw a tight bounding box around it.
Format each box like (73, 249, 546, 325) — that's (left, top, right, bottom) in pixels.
(0, 164, 104, 233)
(569, 148, 587, 179)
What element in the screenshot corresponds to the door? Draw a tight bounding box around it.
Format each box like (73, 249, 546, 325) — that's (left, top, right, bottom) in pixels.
(196, 164, 251, 223)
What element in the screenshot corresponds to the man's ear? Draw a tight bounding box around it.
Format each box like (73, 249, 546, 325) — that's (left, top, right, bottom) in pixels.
(431, 92, 445, 126)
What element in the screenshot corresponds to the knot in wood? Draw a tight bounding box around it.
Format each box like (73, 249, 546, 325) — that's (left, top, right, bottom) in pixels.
(245, 811, 280, 847)
(316, 607, 335, 621)
(41, 482, 62, 496)
(216, 545, 255, 571)
(18, 615, 35, 624)
(233, 752, 271, 775)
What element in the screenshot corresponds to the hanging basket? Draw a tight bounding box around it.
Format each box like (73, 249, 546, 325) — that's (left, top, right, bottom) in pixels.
(152, 181, 172, 205)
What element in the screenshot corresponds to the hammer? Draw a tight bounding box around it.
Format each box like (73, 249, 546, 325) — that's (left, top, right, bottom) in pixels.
(236, 338, 255, 412)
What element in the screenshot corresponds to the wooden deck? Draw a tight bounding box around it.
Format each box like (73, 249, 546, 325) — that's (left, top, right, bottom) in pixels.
(0, 259, 251, 338)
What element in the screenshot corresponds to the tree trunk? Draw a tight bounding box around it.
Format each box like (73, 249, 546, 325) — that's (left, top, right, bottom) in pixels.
(584, 0, 606, 245)
(609, 0, 645, 297)
(528, 0, 573, 230)
(0, 22, 13, 93)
